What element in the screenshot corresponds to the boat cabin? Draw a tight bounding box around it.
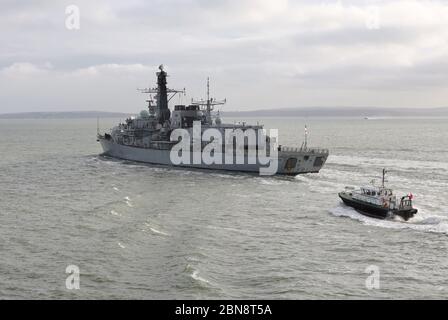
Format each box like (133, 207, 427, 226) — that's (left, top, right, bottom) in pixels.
(352, 186, 397, 208)
(359, 186, 393, 197)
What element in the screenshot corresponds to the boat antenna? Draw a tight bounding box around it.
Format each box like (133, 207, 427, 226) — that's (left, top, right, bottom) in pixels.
(382, 168, 387, 188)
(97, 116, 100, 136)
(304, 125, 308, 149)
(207, 77, 210, 107)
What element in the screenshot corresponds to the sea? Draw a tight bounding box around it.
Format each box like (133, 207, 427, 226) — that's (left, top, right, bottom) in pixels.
(0, 116, 447, 299)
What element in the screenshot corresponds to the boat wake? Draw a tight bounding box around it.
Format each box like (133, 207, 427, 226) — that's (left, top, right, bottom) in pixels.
(294, 172, 346, 194)
(330, 205, 448, 235)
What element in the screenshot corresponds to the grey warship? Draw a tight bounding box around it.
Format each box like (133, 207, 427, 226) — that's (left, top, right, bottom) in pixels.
(97, 65, 329, 175)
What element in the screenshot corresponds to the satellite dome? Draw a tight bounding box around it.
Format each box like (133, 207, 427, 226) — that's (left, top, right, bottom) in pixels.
(139, 110, 150, 119)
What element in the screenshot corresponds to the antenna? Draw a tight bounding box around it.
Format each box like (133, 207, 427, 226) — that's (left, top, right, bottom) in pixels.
(97, 117, 100, 136)
(207, 77, 210, 103)
(304, 125, 308, 149)
(192, 77, 226, 124)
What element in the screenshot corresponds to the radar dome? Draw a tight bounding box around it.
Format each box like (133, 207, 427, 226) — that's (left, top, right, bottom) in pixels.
(139, 110, 150, 119)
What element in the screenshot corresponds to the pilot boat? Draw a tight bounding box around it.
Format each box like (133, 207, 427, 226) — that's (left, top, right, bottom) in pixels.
(338, 169, 418, 221)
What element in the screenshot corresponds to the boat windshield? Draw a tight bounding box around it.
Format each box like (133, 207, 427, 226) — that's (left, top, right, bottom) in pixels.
(360, 187, 393, 197)
(361, 188, 379, 196)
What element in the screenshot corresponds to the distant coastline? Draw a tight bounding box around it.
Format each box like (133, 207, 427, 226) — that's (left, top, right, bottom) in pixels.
(0, 111, 134, 119)
(223, 106, 448, 118)
(1, 107, 447, 119)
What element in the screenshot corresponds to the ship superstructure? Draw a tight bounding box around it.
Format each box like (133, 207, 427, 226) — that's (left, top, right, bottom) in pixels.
(98, 65, 329, 175)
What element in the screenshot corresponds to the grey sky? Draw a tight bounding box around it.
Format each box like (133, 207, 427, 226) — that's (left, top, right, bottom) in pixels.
(1, 0, 448, 113)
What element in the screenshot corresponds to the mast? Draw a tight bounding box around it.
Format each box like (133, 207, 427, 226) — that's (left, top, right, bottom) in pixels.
(156, 65, 169, 123)
(137, 65, 185, 124)
(96, 117, 100, 136)
(304, 125, 308, 149)
(207, 77, 210, 114)
(382, 168, 387, 188)
(192, 77, 226, 124)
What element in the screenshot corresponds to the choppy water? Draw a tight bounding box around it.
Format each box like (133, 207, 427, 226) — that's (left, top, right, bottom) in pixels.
(0, 117, 447, 299)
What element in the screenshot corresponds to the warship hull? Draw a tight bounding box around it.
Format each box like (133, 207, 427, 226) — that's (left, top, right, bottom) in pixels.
(99, 138, 328, 175)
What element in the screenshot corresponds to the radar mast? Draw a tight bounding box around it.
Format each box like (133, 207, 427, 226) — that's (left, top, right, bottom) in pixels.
(137, 65, 185, 124)
(192, 77, 226, 124)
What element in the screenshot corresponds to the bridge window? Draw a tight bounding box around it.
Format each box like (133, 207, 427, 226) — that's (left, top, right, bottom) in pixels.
(313, 157, 323, 167)
(285, 158, 297, 169)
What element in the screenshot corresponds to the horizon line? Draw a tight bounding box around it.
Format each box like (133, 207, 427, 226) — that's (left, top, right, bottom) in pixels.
(1, 105, 448, 115)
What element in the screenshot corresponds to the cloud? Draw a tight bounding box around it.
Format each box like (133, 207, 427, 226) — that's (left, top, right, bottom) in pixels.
(1, 0, 448, 112)
(70, 63, 152, 76)
(0, 62, 52, 77)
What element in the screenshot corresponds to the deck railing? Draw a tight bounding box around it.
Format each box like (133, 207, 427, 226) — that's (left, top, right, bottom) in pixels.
(279, 146, 329, 154)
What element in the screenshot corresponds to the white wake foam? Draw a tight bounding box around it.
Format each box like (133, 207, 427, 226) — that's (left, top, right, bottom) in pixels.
(110, 210, 121, 216)
(186, 264, 211, 286)
(330, 205, 448, 235)
(124, 196, 133, 207)
(149, 227, 169, 236)
(144, 222, 170, 236)
(117, 242, 126, 249)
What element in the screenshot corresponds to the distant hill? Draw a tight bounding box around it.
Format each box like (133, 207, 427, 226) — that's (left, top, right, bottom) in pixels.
(0, 111, 134, 119)
(1, 107, 447, 119)
(223, 107, 448, 117)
